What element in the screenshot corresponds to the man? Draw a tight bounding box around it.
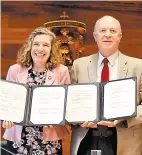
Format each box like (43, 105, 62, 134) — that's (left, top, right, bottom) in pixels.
(70, 16, 142, 155)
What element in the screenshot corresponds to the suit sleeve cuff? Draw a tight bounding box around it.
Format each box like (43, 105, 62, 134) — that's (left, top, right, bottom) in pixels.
(117, 120, 128, 128)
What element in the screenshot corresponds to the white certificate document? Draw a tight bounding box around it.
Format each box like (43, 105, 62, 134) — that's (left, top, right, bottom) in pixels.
(103, 79, 136, 119)
(0, 80, 27, 123)
(65, 84, 98, 122)
(30, 86, 66, 125)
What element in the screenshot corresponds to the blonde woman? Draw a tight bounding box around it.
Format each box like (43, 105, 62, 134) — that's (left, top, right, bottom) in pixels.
(2, 27, 70, 155)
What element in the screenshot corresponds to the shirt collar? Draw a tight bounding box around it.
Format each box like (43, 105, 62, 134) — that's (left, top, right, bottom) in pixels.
(98, 50, 119, 66)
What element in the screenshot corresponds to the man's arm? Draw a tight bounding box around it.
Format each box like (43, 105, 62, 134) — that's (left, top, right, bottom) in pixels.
(126, 73, 142, 128)
(70, 60, 78, 84)
(125, 64, 142, 128)
(126, 104, 142, 128)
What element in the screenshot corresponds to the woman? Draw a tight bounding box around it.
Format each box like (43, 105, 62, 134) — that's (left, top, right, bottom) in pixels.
(2, 27, 70, 155)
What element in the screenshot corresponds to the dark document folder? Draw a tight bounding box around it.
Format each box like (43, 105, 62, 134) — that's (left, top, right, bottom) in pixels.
(65, 77, 137, 123)
(0, 79, 66, 126)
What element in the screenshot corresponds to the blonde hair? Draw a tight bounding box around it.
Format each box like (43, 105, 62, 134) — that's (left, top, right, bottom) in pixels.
(17, 27, 63, 69)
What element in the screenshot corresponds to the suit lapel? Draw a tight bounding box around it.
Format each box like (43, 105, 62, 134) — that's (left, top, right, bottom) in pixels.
(87, 52, 129, 81)
(17, 66, 29, 84)
(45, 69, 55, 85)
(118, 52, 128, 79)
(87, 53, 98, 83)
(17, 66, 55, 85)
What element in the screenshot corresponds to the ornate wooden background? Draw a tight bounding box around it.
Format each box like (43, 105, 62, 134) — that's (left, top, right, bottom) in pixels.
(1, 1, 142, 155)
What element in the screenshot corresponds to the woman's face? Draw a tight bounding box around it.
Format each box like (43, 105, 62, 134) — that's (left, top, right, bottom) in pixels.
(31, 34, 52, 65)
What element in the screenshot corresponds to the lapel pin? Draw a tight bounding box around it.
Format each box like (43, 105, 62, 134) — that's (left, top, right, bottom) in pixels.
(48, 76, 52, 80)
(123, 68, 126, 71)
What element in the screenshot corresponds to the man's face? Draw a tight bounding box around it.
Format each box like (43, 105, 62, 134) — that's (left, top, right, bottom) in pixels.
(93, 17, 122, 57)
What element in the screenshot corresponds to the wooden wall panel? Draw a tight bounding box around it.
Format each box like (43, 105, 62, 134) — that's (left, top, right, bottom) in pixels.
(2, 28, 33, 44)
(1, 1, 142, 155)
(1, 15, 8, 28)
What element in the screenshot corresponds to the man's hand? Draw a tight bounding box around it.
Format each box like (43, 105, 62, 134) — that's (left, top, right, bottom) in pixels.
(80, 121, 97, 128)
(97, 119, 124, 127)
(2, 121, 14, 129)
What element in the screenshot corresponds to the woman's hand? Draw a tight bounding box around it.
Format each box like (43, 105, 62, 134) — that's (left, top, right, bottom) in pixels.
(44, 125, 55, 129)
(2, 121, 14, 129)
(80, 121, 97, 128)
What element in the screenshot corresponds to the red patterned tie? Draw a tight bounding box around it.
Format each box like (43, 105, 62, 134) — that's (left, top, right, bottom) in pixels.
(101, 58, 109, 82)
(97, 58, 109, 133)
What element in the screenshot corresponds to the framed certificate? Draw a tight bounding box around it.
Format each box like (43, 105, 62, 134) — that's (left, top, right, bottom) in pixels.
(0, 79, 66, 126)
(65, 77, 137, 123)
